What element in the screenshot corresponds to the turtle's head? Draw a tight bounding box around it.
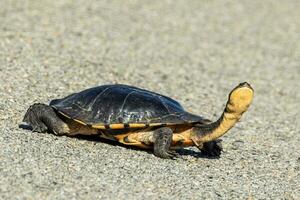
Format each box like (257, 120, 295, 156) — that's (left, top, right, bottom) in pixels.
(226, 82, 254, 115)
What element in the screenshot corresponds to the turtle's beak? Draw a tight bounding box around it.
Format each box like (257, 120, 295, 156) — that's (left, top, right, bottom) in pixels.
(236, 82, 253, 89)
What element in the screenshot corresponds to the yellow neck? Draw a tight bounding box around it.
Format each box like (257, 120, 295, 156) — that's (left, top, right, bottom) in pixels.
(191, 82, 254, 145)
(201, 112, 241, 142)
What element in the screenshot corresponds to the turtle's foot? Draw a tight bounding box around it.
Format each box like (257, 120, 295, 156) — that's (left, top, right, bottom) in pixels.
(153, 127, 178, 159)
(157, 150, 179, 159)
(22, 103, 69, 135)
(199, 140, 222, 157)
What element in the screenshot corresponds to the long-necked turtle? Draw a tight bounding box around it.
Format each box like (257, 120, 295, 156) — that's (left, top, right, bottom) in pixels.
(22, 82, 253, 158)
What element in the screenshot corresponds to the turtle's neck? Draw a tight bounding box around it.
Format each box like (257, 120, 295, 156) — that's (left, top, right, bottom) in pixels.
(191, 82, 254, 145)
(192, 109, 242, 144)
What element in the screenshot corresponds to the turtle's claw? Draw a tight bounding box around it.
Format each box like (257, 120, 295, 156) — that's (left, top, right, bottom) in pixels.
(32, 123, 48, 133)
(157, 151, 179, 159)
(167, 151, 180, 159)
(200, 140, 223, 158)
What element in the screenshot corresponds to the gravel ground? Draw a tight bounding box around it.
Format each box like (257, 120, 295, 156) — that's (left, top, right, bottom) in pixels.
(1, 1, 299, 199)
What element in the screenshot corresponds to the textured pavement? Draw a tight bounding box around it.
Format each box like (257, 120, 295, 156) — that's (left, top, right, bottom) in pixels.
(0, 1, 299, 199)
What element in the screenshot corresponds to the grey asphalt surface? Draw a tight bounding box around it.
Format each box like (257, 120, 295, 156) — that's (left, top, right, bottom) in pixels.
(1, 1, 299, 199)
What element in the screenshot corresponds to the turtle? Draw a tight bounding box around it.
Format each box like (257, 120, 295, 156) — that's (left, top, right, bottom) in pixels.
(22, 82, 253, 159)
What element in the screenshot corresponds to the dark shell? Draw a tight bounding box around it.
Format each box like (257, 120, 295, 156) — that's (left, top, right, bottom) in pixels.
(50, 84, 205, 126)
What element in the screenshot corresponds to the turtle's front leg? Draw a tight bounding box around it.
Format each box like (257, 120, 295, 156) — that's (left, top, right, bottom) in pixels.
(198, 140, 222, 157)
(22, 103, 70, 135)
(153, 127, 178, 159)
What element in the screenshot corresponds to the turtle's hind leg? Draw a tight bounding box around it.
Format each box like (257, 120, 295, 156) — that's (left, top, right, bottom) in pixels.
(22, 103, 70, 135)
(153, 127, 178, 159)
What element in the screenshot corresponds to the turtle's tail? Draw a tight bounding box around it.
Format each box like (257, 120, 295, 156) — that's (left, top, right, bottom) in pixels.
(191, 82, 254, 144)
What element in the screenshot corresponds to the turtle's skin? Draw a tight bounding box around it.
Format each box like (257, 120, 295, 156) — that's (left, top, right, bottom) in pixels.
(22, 82, 254, 159)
